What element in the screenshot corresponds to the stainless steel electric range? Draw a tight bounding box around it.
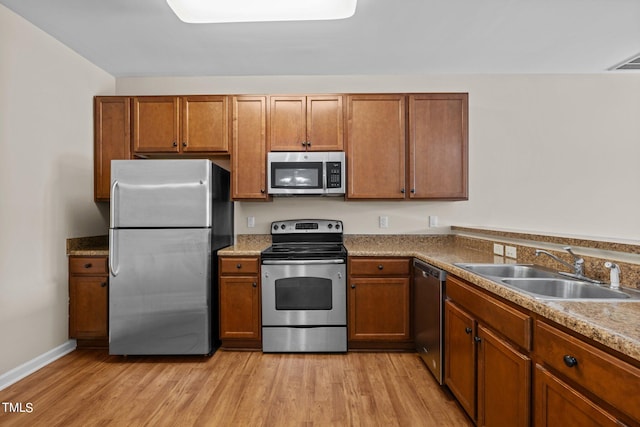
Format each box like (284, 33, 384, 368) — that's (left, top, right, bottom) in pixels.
(261, 219, 347, 353)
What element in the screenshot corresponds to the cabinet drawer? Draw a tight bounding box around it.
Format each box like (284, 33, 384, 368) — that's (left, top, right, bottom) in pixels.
(535, 320, 640, 423)
(349, 258, 410, 276)
(220, 257, 259, 275)
(69, 257, 108, 275)
(447, 275, 531, 350)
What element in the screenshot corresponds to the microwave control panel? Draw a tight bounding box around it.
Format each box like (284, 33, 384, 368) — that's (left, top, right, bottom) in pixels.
(326, 162, 342, 188)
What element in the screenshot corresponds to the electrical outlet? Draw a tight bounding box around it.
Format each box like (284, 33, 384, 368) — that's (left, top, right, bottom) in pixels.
(429, 215, 439, 227)
(247, 216, 255, 228)
(493, 243, 504, 256)
(505, 246, 517, 259)
(379, 216, 389, 228)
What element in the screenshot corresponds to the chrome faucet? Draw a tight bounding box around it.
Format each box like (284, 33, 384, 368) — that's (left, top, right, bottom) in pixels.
(534, 246, 602, 284)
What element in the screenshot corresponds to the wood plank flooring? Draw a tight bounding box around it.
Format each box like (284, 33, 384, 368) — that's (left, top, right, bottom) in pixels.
(0, 349, 471, 426)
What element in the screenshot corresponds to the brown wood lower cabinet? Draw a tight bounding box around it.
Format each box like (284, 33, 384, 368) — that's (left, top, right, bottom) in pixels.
(68, 256, 109, 347)
(445, 275, 531, 426)
(348, 257, 412, 350)
(218, 256, 261, 349)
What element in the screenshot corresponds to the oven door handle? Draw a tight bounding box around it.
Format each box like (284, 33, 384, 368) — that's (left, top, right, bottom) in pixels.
(262, 259, 345, 265)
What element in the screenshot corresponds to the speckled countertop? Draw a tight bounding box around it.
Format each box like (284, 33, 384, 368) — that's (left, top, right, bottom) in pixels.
(72, 233, 640, 363)
(220, 234, 640, 363)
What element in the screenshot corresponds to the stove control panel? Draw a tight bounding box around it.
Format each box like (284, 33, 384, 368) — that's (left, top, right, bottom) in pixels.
(271, 219, 343, 234)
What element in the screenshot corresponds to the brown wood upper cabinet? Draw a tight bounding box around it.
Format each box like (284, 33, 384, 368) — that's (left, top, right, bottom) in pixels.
(269, 95, 343, 151)
(231, 96, 269, 200)
(132, 95, 229, 154)
(408, 94, 468, 199)
(94, 96, 131, 202)
(346, 94, 407, 199)
(346, 93, 468, 200)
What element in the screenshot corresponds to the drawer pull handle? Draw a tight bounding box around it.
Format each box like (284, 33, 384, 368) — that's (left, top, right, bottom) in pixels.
(465, 327, 472, 334)
(252, 282, 257, 288)
(101, 282, 107, 288)
(378, 264, 384, 270)
(563, 355, 578, 368)
(351, 284, 356, 289)
(236, 264, 242, 269)
(84, 263, 92, 268)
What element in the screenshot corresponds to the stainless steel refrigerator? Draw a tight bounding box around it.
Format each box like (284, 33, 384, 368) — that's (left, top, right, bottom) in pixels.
(108, 159, 233, 355)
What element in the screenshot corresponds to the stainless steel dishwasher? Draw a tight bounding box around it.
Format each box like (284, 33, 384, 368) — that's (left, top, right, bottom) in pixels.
(413, 259, 446, 384)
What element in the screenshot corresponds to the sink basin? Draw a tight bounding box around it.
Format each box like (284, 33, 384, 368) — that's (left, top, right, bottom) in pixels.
(501, 278, 631, 300)
(455, 263, 640, 301)
(455, 263, 559, 279)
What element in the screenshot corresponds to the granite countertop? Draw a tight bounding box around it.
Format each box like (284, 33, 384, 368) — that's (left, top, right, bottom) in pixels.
(70, 233, 640, 363)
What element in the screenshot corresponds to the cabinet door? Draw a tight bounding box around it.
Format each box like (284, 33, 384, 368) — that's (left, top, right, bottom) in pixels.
(534, 365, 620, 427)
(409, 94, 468, 200)
(269, 96, 307, 151)
(181, 95, 229, 153)
(69, 275, 108, 339)
(348, 277, 410, 341)
(346, 94, 406, 199)
(307, 95, 343, 151)
(132, 96, 180, 153)
(444, 300, 476, 420)
(94, 96, 131, 202)
(231, 96, 269, 200)
(477, 325, 531, 427)
(219, 276, 260, 340)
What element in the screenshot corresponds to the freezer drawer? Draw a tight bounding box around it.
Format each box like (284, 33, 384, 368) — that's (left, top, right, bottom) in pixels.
(109, 228, 212, 355)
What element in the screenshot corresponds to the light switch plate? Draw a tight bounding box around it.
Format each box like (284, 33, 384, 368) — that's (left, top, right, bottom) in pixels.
(247, 216, 255, 228)
(379, 216, 389, 228)
(429, 215, 439, 227)
(505, 245, 517, 259)
(493, 243, 504, 256)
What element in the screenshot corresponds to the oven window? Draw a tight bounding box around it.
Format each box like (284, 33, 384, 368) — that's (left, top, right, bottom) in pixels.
(271, 162, 323, 189)
(275, 277, 332, 310)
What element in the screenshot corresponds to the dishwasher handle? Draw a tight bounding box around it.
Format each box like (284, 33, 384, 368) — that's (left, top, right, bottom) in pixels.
(414, 259, 447, 282)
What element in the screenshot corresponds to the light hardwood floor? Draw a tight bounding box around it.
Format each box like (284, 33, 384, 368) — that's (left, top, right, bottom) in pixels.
(0, 349, 471, 426)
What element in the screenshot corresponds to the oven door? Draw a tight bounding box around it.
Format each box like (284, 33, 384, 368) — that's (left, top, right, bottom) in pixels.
(261, 260, 346, 326)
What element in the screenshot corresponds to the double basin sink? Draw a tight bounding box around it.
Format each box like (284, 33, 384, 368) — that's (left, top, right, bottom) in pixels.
(455, 263, 640, 301)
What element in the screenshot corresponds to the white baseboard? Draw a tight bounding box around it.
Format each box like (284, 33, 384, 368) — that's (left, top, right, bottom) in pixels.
(0, 340, 77, 391)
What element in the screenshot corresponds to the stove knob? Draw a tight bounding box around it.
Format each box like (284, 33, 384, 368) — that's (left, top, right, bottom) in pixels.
(280, 224, 286, 230)
(327, 223, 333, 229)
(273, 224, 279, 231)
(335, 223, 341, 229)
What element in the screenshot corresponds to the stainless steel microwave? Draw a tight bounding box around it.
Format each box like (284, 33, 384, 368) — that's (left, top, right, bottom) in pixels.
(267, 151, 345, 196)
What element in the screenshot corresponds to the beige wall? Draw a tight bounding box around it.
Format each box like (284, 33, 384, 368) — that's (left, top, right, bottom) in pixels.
(118, 74, 640, 242)
(0, 5, 114, 375)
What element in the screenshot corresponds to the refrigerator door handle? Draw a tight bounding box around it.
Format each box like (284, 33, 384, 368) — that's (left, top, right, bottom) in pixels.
(109, 232, 119, 277)
(110, 180, 119, 227)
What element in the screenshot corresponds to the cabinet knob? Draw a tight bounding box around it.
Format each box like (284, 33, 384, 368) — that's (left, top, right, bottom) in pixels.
(465, 327, 472, 334)
(378, 264, 384, 270)
(260, 189, 265, 194)
(182, 142, 187, 147)
(172, 141, 178, 147)
(83, 263, 92, 269)
(474, 336, 482, 343)
(401, 188, 405, 194)
(101, 282, 107, 288)
(236, 263, 242, 269)
(351, 284, 356, 289)
(410, 189, 415, 194)
(252, 282, 257, 288)
(563, 355, 578, 368)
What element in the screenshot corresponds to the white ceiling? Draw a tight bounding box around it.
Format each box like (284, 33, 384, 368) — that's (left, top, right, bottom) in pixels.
(2, 0, 640, 77)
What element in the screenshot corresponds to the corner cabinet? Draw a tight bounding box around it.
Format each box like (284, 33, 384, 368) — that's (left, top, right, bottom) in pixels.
(347, 257, 412, 350)
(218, 256, 261, 349)
(68, 256, 109, 348)
(132, 95, 229, 155)
(346, 93, 469, 200)
(408, 93, 468, 199)
(269, 95, 344, 151)
(445, 275, 531, 426)
(94, 96, 131, 202)
(231, 96, 269, 200)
